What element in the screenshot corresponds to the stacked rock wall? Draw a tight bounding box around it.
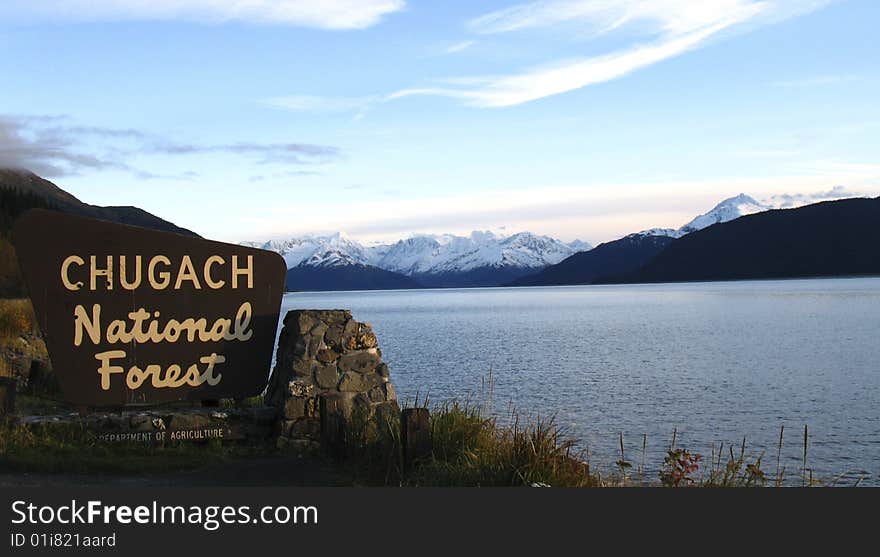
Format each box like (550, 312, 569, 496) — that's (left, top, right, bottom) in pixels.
(267, 310, 399, 450)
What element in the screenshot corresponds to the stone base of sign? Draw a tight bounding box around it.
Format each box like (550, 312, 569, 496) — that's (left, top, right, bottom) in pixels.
(16, 406, 278, 444)
(266, 310, 400, 451)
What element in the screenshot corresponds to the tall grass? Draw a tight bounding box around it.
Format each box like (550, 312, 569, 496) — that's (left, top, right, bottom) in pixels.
(338, 399, 597, 487)
(408, 401, 597, 487)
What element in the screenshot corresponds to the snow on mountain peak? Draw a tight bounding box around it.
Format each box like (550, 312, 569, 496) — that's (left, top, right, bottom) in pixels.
(628, 193, 767, 239)
(679, 193, 767, 234)
(245, 230, 593, 275)
(375, 230, 591, 274)
(240, 233, 371, 269)
(629, 228, 683, 239)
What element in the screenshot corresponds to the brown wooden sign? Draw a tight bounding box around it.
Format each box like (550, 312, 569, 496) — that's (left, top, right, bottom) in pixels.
(13, 209, 287, 407)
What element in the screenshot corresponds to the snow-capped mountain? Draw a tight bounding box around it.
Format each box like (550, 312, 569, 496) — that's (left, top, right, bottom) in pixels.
(373, 231, 586, 275)
(243, 230, 592, 288)
(633, 193, 768, 239)
(245, 231, 590, 273)
(678, 193, 767, 234)
(241, 232, 372, 268)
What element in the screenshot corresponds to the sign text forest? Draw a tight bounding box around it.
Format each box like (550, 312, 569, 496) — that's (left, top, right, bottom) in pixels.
(14, 210, 286, 406)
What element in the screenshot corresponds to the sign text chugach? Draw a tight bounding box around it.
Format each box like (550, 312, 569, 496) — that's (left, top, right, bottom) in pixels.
(63, 254, 256, 392)
(14, 210, 286, 406)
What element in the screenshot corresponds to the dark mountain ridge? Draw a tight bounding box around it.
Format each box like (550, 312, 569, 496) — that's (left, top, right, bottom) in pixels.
(1, 168, 198, 296)
(509, 234, 674, 286)
(0, 168, 197, 237)
(604, 197, 880, 284)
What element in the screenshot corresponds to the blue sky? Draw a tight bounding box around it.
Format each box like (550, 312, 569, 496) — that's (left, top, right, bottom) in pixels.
(1, 0, 878, 244)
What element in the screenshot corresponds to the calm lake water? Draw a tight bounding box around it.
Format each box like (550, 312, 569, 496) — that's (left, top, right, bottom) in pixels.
(279, 278, 880, 486)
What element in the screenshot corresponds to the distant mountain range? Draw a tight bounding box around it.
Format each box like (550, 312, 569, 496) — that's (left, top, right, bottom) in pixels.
(248, 191, 879, 291)
(243, 231, 591, 290)
(604, 197, 880, 283)
(510, 193, 774, 286)
(250, 193, 785, 291)
(514, 194, 879, 286)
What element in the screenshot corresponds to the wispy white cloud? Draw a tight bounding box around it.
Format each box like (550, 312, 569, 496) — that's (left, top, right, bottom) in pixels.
(468, 0, 760, 36)
(265, 1, 834, 110)
(395, 0, 833, 107)
(389, 13, 757, 107)
(274, 22, 744, 112)
(0, 0, 405, 29)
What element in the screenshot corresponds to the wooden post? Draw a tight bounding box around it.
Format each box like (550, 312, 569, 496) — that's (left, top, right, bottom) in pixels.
(0, 377, 16, 417)
(319, 392, 354, 457)
(401, 408, 431, 469)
